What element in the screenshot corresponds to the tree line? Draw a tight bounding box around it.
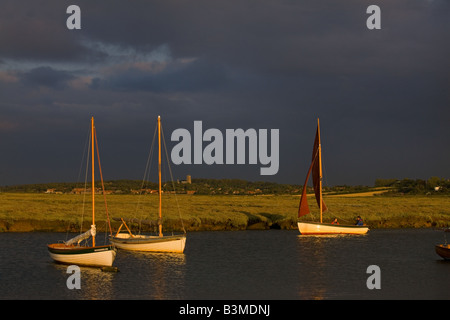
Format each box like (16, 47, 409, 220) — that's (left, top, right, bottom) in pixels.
(375, 177, 450, 194)
(1, 177, 449, 195)
(0, 179, 301, 195)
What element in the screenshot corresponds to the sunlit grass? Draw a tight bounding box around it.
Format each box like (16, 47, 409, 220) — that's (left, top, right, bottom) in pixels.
(0, 192, 449, 231)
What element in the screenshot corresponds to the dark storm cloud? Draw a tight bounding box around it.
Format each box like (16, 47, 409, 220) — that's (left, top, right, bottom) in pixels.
(93, 58, 234, 93)
(0, 1, 88, 62)
(19, 66, 75, 89)
(78, 0, 448, 78)
(0, 0, 449, 186)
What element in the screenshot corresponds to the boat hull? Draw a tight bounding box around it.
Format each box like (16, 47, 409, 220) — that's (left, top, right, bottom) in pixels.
(298, 221, 369, 235)
(48, 243, 117, 267)
(110, 233, 186, 253)
(435, 244, 450, 260)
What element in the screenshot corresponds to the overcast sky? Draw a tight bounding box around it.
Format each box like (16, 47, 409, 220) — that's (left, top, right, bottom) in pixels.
(0, 0, 448, 186)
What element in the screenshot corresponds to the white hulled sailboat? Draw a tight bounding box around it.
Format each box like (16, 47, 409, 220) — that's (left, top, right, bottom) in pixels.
(110, 116, 186, 253)
(297, 118, 369, 235)
(48, 117, 116, 267)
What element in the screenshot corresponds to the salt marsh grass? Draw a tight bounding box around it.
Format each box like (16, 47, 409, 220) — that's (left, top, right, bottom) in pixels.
(0, 193, 449, 231)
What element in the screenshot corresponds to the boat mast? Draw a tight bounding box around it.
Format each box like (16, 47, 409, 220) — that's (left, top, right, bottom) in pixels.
(158, 116, 163, 237)
(317, 118, 323, 224)
(91, 116, 96, 247)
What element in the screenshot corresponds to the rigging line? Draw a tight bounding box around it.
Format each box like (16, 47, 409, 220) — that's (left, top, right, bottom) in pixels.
(320, 150, 330, 212)
(326, 209, 353, 224)
(307, 147, 319, 189)
(94, 126, 112, 236)
(161, 124, 186, 234)
(75, 127, 91, 195)
(321, 151, 329, 192)
(140, 124, 158, 190)
(66, 126, 91, 242)
(80, 127, 91, 236)
(318, 143, 353, 224)
(134, 124, 158, 234)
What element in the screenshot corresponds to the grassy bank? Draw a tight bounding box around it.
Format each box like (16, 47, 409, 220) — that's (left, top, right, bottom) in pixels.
(0, 193, 449, 232)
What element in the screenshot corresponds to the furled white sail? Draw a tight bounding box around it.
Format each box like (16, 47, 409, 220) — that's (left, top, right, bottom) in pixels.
(65, 225, 96, 245)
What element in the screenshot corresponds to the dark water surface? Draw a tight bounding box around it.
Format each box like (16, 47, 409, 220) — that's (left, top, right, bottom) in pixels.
(0, 229, 448, 300)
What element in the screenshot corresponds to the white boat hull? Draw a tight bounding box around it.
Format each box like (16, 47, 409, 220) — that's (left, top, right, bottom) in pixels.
(48, 244, 117, 267)
(110, 233, 186, 253)
(298, 222, 369, 235)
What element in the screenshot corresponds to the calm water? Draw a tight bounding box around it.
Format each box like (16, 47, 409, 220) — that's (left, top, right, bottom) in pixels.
(0, 229, 448, 300)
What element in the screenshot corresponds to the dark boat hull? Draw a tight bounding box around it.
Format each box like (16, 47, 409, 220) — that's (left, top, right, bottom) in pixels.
(435, 244, 450, 260)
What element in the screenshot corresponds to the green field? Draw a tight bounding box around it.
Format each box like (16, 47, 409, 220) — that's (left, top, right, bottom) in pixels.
(0, 192, 449, 232)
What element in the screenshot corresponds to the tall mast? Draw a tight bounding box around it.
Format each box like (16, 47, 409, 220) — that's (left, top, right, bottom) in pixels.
(91, 116, 96, 246)
(317, 118, 323, 224)
(158, 116, 163, 237)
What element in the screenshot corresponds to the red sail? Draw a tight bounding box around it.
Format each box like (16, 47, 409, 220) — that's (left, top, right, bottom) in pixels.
(298, 154, 316, 217)
(311, 126, 327, 212)
(298, 123, 327, 218)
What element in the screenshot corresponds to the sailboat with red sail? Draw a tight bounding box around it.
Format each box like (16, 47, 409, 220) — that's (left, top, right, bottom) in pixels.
(297, 118, 369, 235)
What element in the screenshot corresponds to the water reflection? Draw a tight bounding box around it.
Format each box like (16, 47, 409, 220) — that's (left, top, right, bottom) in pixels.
(114, 251, 187, 299)
(52, 264, 116, 299)
(295, 234, 369, 299)
(50, 251, 187, 299)
(3, 230, 448, 299)
(78, 267, 116, 299)
(295, 235, 330, 299)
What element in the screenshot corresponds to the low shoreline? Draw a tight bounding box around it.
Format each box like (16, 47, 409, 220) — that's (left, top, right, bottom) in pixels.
(0, 218, 293, 232)
(0, 217, 445, 232)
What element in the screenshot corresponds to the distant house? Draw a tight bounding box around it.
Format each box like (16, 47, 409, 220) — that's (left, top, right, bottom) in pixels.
(179, 175, 192, 184)
(70, 188, 101, 194)
(131, 189, 159, 195)
(71, 188, 85, 194)
(45, 189, 62, 194)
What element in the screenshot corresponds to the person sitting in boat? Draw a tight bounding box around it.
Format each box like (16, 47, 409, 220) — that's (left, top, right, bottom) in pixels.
(331, 218, 339, 225)
(355, 216, 364, 226)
